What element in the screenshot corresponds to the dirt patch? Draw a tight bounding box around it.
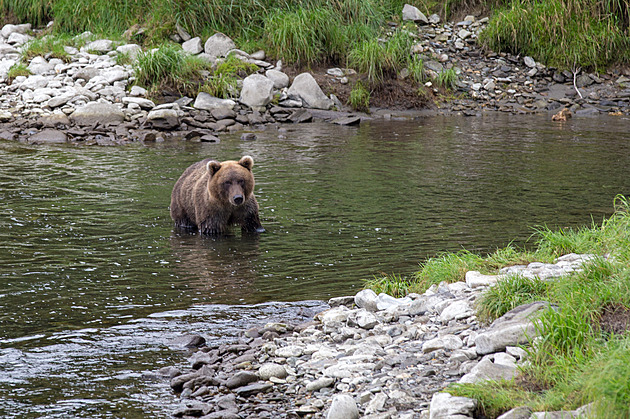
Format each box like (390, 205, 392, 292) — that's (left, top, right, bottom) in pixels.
(599, 303, 630, 336)
(285, 65, 434, 111)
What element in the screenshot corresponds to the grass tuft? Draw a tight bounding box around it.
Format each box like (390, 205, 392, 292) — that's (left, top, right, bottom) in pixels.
(363, 273, 413, 298)
(476, 274, 550, 323)
(6, 62, 31, 82)
(348, 81, 370, 112)
(133, 43, 210, 94)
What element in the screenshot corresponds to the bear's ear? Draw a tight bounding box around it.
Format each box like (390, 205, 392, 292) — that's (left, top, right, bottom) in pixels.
(206, 160, 222, 176)
(239, 155, 254, 171)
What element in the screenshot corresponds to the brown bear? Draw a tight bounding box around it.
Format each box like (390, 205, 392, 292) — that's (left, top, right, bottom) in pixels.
(170, 155, 264, 235)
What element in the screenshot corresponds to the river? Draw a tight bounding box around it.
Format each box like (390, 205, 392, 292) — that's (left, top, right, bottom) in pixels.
(1, 113, 628, 417)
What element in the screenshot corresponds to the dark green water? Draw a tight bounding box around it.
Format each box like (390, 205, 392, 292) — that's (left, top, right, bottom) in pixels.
(1, 114, 629, 417)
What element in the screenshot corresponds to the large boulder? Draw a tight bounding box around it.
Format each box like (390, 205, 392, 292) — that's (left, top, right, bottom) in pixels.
(26, 129, 68, 145)
(265, 69, 290, 89)
(287, 73, 334, 110)
(145, 109, 179, 129)
(402, 4, 429, 24)
(69, 102, 125, 126)
(204, 33, 235, 59)
(240, 74, 274, 108)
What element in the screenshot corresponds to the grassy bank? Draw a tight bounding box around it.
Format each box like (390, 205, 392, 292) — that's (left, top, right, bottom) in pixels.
(3, 0, 629, 73)
(366, 195, 630, 417)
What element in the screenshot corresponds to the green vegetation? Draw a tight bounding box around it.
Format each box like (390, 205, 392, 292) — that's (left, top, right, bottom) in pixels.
(364, 195, 630, 417)
(6, 62, 31, 82)
(21, 34, 73, 62)
(435, 68, 458, 90)
(348, 81, 371, 112)
(4, 0, 629, 90)
(200, 54, 258, 99)
(363, 273, 413, 298)
(480, 0, 630, 70)
(133, 43, 210, 94)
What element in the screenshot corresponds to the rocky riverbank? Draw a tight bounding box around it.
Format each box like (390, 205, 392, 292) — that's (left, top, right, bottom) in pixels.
(158, 253, 598, 419)
(0, 12, 629, 146)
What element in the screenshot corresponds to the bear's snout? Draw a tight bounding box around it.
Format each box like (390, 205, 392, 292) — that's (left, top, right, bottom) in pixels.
(232, 194, 244, 205)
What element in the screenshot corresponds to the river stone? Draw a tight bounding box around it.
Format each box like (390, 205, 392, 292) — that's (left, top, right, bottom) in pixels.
(226, 371, 258, 389)
(258, 363, 287, 380)
(1, 23, 31, 39)
(475, 301, 549, 355)
(422, 334, 464, 353)
(497, 406, 534, 419)
(402, 4, 428, 24)
(27, 129, 67, 144)
(73, 67, 100, 81)
(0, 110, 12, 121)
(240, 74, 274, 108)
(439, 299, 473, 322)
(7, 32, 32, 46)
(234, 382, 273, 397)
(194, 92, 236, 110)
(123, 97, 156, 109)
(85, 39, 114, 54)
(287, 73, 334, 110)
(466, 270, 501, 288)
(354, 289, 378, 312)
(429, 392, 477, 419)
(116, 43, 142, 59)
(146, 109, 179, 129)
(27, 57, 54, 75)
(70, 102, 125, 126)
(183, 37, 203, 55)
(265, 69, 290, 89)
(459, 357, 517, 384)
(305, 376, 334, 392)
(327, 394, 359, 419)
(204, 32, 235, 59)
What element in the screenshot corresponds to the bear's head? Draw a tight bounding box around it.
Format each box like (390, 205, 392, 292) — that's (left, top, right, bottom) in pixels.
(207, 156, 255, 207)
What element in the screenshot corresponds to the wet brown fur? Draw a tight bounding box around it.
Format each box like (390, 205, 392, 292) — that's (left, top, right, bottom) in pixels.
(170, 156, 263, 235)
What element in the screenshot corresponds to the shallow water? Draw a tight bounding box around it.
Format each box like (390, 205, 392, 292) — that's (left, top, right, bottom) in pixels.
(1, 113, 629, 417)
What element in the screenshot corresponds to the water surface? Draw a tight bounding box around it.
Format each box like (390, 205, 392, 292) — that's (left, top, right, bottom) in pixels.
(1, 113, 629, 417)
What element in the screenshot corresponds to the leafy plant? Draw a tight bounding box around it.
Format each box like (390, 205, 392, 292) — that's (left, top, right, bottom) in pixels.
(200, 54, 257, 99)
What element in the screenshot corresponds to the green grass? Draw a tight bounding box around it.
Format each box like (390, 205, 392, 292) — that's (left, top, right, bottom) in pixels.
(480, 0, 630, 71)
(404, 195, 630, 418)
(199, 55, 258, 99)
(435, 68, 458, 90)
(348, 81, 370, 112)
(6, 62, 31, 82)
(408, 56, 425, 83)
(21, 34, 73, 62)
(363, 273, 412, 298)
(475, 274, 550, 324)
(133, 43, 210, 94)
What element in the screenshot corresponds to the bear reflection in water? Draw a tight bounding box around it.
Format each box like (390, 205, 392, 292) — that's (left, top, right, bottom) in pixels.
(169, 231, 261, 302)
(170, 155, 265, 236)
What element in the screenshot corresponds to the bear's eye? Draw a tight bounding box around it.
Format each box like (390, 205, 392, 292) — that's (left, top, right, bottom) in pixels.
(237, 179, 245, 186)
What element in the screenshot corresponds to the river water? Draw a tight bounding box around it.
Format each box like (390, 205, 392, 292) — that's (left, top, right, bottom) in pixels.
(1, 113, 629, 417)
